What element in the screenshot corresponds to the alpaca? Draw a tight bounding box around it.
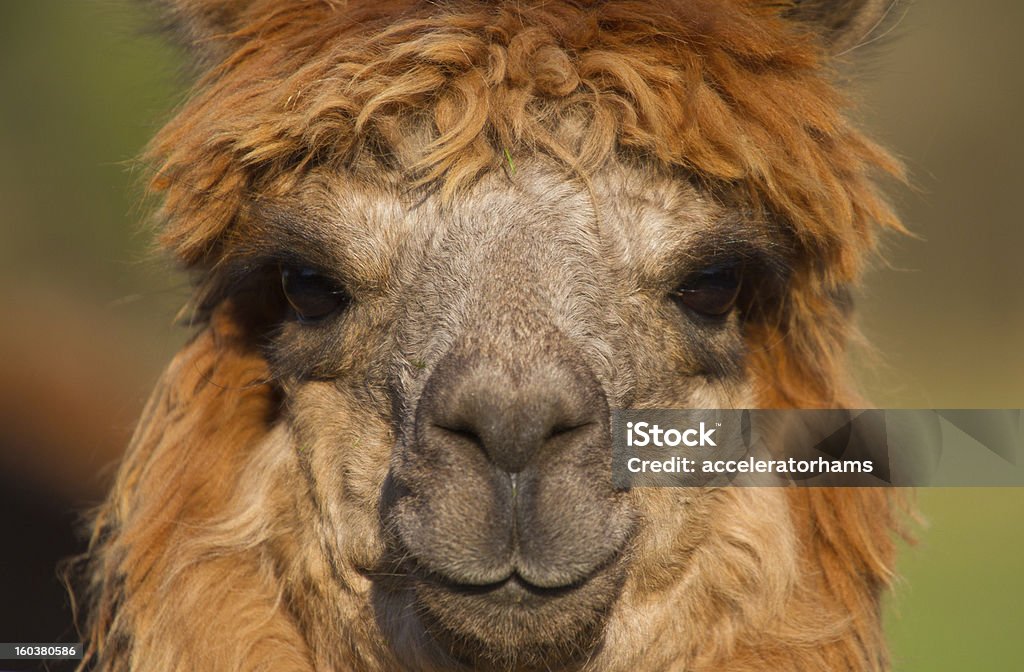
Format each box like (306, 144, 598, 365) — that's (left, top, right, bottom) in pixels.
(78, 1, 906, 670)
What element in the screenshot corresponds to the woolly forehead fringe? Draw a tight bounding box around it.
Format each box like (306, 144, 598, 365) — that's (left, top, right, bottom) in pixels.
(148, 0, 904, 278)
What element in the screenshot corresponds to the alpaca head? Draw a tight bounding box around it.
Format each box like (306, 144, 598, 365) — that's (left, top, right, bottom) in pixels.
(81, 2, 905, 670)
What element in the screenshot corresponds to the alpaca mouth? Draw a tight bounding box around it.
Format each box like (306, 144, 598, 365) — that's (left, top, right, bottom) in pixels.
(409, 558, 627, 671)
(415, 563, 603, 604)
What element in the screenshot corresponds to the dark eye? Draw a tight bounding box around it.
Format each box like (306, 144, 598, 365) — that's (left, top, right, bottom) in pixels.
(673, 264, 743, 318)
(280, 266, 349, 323)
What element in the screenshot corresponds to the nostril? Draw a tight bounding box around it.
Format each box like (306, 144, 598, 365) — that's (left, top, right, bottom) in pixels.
(430, 423, 494, 460)
(547, 421, 594, 440)
(432, 423, 481, 444)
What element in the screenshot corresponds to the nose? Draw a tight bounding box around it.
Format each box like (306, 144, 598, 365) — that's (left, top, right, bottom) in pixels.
(420, 350, 600, 475)
(423, 354, 598, 475)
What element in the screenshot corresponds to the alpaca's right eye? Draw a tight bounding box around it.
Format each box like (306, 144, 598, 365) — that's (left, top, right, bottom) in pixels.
(280, 266, 349, 323)
(673, 263, 743, 318)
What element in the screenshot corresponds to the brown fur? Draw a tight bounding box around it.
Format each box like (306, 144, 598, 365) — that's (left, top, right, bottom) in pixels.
(78, 1, 908, 670)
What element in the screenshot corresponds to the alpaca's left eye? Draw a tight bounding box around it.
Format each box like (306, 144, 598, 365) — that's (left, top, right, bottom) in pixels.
(280, 266, 349, 323)
(673, 264, 743, 317)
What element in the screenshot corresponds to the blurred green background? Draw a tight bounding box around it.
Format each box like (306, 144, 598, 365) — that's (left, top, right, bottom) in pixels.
(0, 1, 1021, 669)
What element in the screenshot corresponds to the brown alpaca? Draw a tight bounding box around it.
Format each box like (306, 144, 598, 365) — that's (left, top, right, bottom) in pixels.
(79, 1, 906, 670)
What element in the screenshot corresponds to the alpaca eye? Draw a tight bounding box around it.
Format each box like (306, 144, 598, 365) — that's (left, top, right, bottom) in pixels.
(674, 264, 743, 317)
(280, 266, 349, 323)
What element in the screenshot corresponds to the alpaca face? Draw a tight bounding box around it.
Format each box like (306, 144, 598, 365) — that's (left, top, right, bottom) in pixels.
(83, 2, 906, 670)
(239, 158, 787, 668)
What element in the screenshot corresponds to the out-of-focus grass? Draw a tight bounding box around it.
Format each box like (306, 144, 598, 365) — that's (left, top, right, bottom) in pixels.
(852, 4, 1024, 664)
(0, 1, 179, 286)
(886, 490, 1024, 670)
